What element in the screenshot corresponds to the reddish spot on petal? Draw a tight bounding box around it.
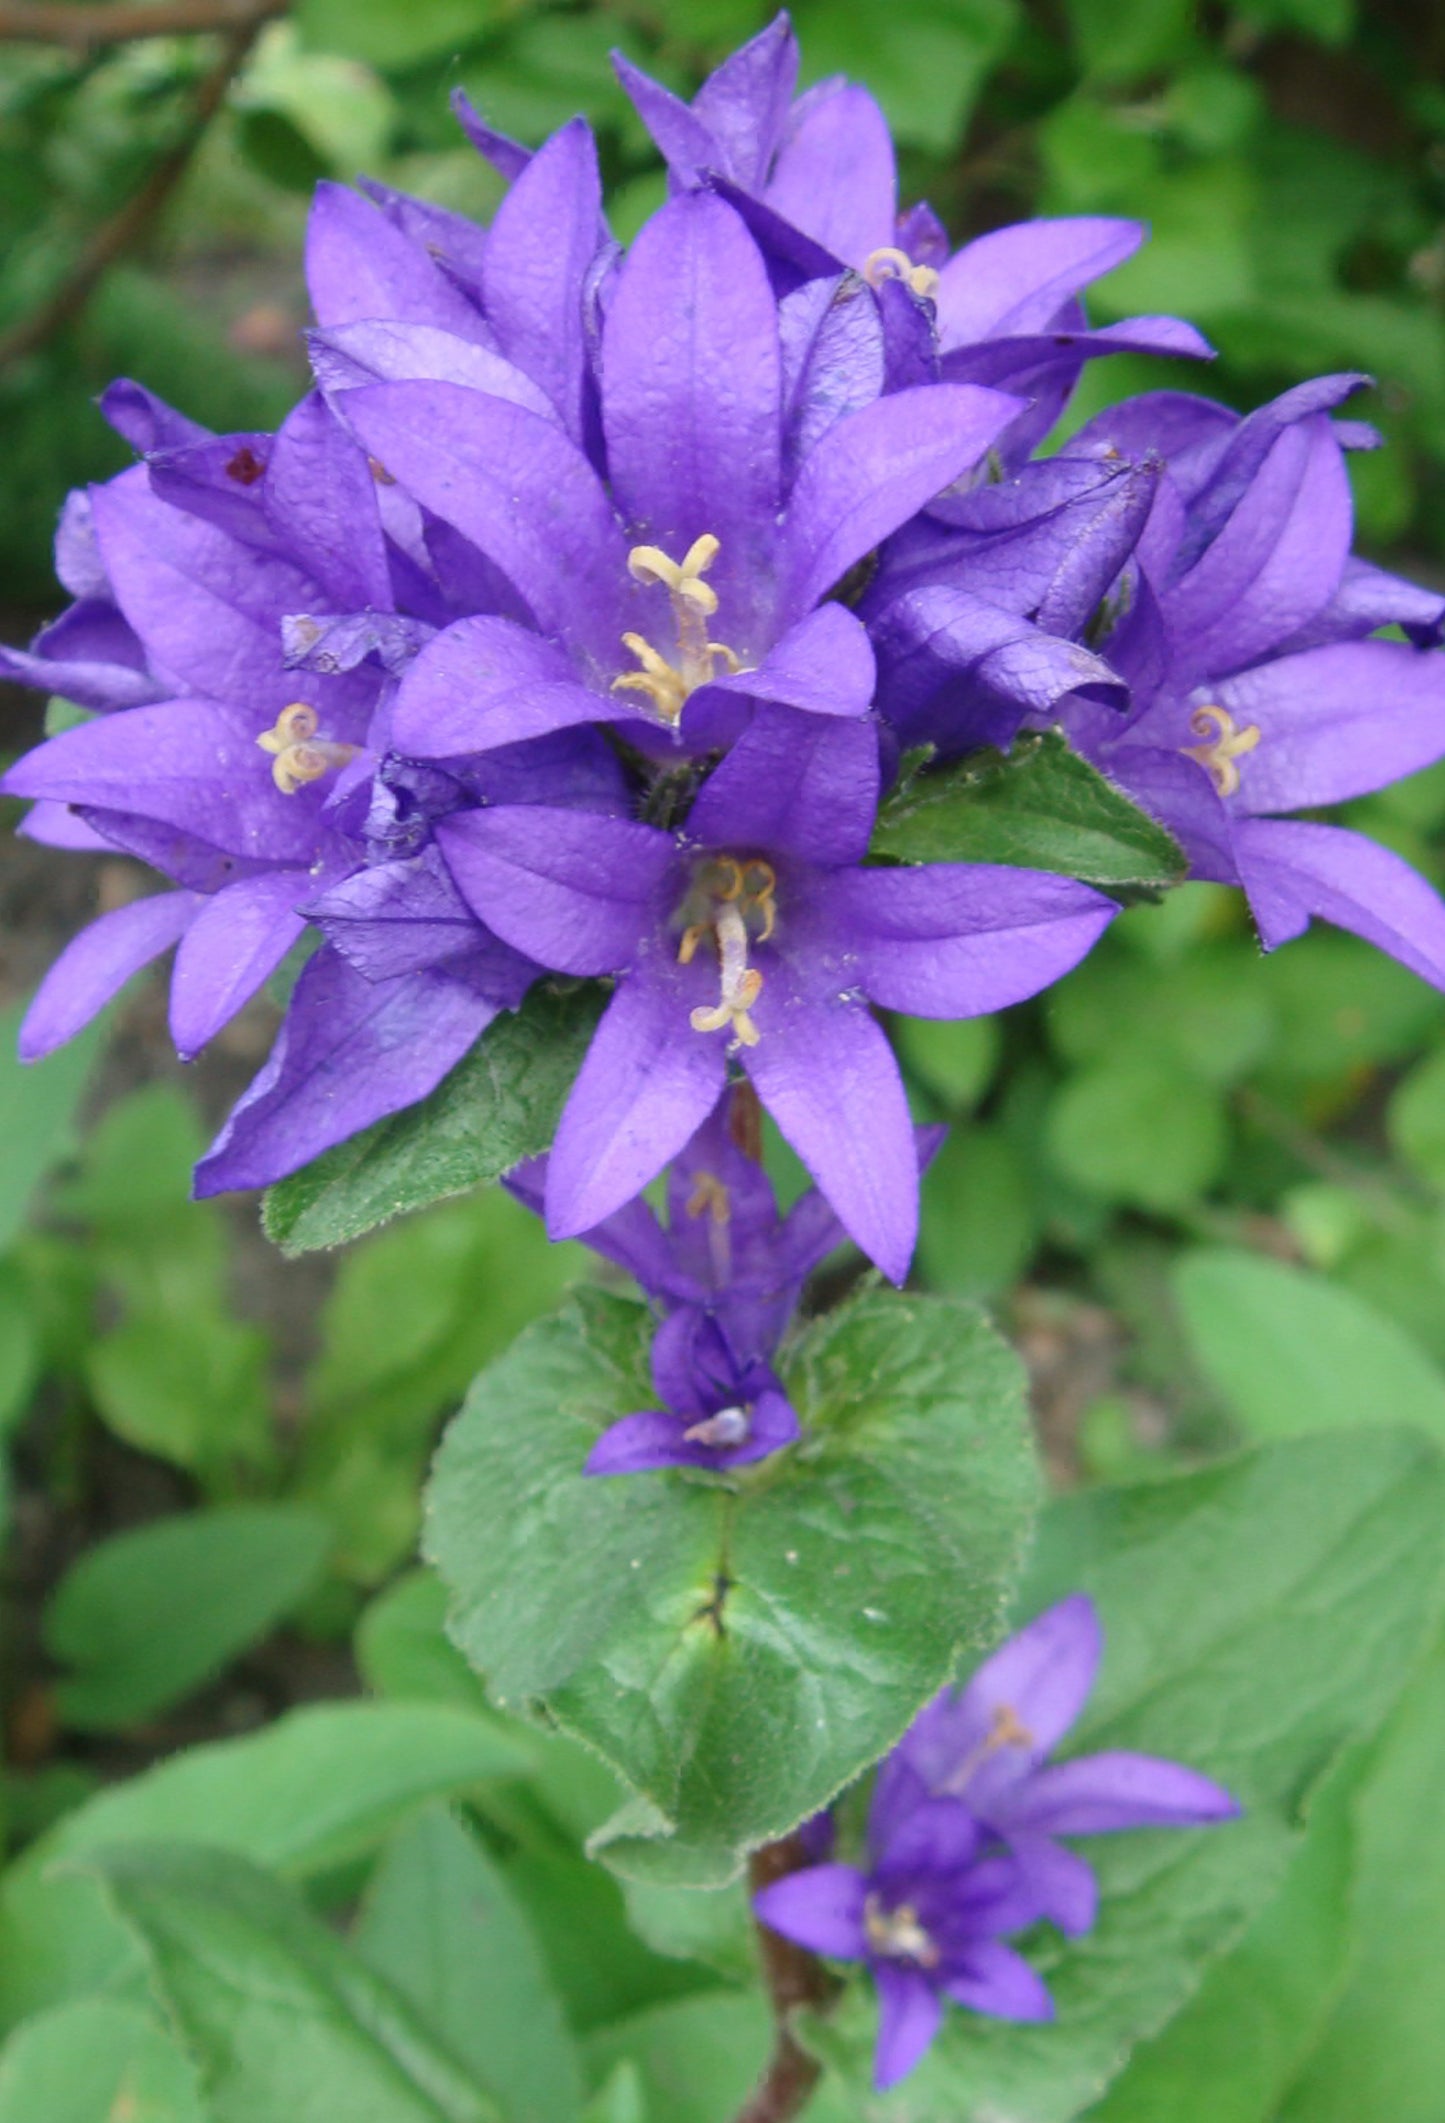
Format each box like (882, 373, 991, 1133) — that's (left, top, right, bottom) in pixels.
(225, 446, 266, 486)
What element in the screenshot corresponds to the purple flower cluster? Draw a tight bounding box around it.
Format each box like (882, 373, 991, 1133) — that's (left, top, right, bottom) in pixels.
(5, 12, 1445, 1294)
(756, 1594, 1237, 2089)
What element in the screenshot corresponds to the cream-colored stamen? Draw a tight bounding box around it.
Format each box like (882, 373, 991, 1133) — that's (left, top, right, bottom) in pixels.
(682, 1405, 751, 1449)
(686, 1172, 732, 1224)
(613, 534, 745, 725)
(864, 1895, 940, 1968)
(862, 246, 940, 300)
(939, 1701, 1036, 1799)
(1183, 704, 1261, 798)
(256, 702, 359, 796)
(679, 856, 777, 1049)
(689, 902, 763, 1047)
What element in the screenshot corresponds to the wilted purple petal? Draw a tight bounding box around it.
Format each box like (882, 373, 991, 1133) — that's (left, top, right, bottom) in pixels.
(18, 891, 201, 1060)
(169, 871, 308, 1058)
(754, 1863, 869, 1961)
(873, 1962, 944, 2091)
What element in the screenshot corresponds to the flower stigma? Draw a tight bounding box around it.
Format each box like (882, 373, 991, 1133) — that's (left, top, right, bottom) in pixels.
(678, 856, 777, 1048)
(864, 1895, 941, 1969)
(256, 703, 360, 796)
(1183, 704, 1261, 797)
(862, 246, 940, 300)
(940, 1702, 1036, 1798)
(613, 534, 745, 724)
(682, 1404, 752, 1449)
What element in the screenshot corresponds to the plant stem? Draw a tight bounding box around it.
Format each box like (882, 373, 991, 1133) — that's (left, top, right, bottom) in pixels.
(734, 1834, 841, 2123)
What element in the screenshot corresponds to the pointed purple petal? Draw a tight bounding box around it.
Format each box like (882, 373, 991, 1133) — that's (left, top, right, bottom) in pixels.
(612, 52, 719, 183)
(1215, 639, 1445, 813)
(392, 616, 601, 758)
(690, 16, 799, 187)
(1235, 817, 1445, 987)
(194, 950, 498, 1195)
(921, 1596, 1102, 1795)
(18, 892, 200, 1061)
(1005, 1833, 1098, 1936)
(688, 710, 879, 867)
(779, 385, 1022, 621)
(872, 1963, 943, 2091)
(584, 1409, 701, 1476)
(311, 320, 559, 420)
(835, 865, 1115, 1017)
(437, 807, 673, 977)
(753, 1864, 868, 1961)
(1001, 1751, 1240, 1837)
(169, 871, 308, 1059)
(100, 379, 209, 456)
(942, 1941, 1054, 2023)
(545, 961, 729, 1237)
(602, 192, 781, 638)
(934, 217, 1144, 346)
(304, 181, 488, 340)
(701, 603, 876, 721)
(263, 391, 391, 612)
(742, 987, 917, 1283)
(341, 383, 627, 662)
(450, 90, 530, 181)
(765, 82, 896, 268)
(482, 119, 603, 444)
(17, 802, 114, 852)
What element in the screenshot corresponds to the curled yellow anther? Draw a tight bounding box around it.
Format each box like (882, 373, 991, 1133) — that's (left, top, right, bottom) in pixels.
(1184, 703, 1261, 798)
(256, 701, 358, 796)
(862, 246, 940, 300)
(613, 534, 745, 725)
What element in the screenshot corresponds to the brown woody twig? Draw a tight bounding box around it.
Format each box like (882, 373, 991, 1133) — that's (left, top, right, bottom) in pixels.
(734, 1835, 843, 2123)
(0, 8, 269, 372)
(0, 0, 284, 44)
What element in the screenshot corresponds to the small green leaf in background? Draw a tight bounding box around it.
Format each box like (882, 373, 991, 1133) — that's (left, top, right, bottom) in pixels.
(872, 732, 1187, 888)
(356, 1569, 491, 1712)
(44, 1504, 333, 1731)
(893, 1012, 999, 1109)
(357, 1803, 583, 2123)
(297, 0, 504, 70)
(264, 982, 606, 1255)
(811, 1427, 1445, 2121)
(1087, 1752, 1359, 2123)
(584, 1994, 771, 2123)
(89, 1842, 499, 2122)
(0, 1997, 204, 2123)
(0, 1261, 40, 1435)
(1388, 1042, 1445, 1190)
(427, 1284, 1040, 1874)
(918, 1124, 1037, 1298)
(84, 1308, 275, 1486)
(0, 1000, 105, 1251)
(1173, 1247, 1445, 1442)
(793, 0, 1020, 152)
(1275, 1635, 1445, 2123)
(1047, 1056, 1228, 1213)
(0, 1702, 535, 2035)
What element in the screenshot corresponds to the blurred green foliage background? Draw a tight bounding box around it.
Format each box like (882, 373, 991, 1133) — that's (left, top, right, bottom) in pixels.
(4, 4, 1445, 2119)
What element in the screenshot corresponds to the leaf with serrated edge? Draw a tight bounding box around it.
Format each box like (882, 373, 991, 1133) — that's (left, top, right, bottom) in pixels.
(262, 982, 605, 1255)
(872, 731, 1186, 887)
(804, 1429, 1445, 2123)
(425, 1283, 1040, 1875)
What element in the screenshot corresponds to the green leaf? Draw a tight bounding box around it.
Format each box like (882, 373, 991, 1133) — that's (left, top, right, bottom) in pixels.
(263, 984, 605, 1255)
(1087, 1753, 1359, 2123)
(0, 1001, 105, 1249)
(1173, 1248, 1445, 1442)
(814, 1428, 1445, 2121)
(88, 1842, 499, 2122)
(0, 1703, 534, 2033)
(1275, 1635, 1445, 2122)
(871, 732, 1186, 888)
(1047, 1056, 1229, 1212)
(356, 1569, 490, 1712)
(45, 1504, 333, 1730)
(297, 0, 501, 69)
(583, 1995, 771, 2123)
(428, 1283, 1040, 1872)
(893, 1013, 999, 1109)
(0, 1261, 40, 1433)
(84, 1307, 275, 1483)
(0, 1998, 204, 2123)
(357, 1804, 583, 2123)
(917, 1124, 1038, 1298)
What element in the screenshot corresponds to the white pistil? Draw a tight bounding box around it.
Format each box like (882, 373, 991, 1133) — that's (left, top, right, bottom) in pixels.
(1183, 703, 1261, 798)
(256, 702, 359, 796)
(682, 1405, 751, 1449)
(862, 246, 940, 299)
(864, 1894, 940, 1969)
(612, 533, 744, 725)
(689, 901, 764, 1047)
